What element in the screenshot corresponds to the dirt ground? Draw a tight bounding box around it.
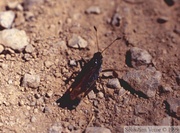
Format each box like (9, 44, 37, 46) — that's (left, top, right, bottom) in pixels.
(0, 0, 179, 133)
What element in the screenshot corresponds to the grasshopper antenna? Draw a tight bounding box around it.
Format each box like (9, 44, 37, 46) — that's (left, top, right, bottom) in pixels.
(101, 37, 121, 54)
(94, 26, 100, 52)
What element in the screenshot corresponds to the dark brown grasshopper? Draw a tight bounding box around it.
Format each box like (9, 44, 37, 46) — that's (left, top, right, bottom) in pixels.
(57, 27, 121, 109)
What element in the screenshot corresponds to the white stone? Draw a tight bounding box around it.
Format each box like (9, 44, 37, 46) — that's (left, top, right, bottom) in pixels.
(85, 6, 101, 14)
(22, 73, 40, 88)
(68, 34, 87, 48)
(0, 44, 4, 53)
(0, 29, 29, 51)
(7, 1, 23, 11)
(0, 11, 15, 28)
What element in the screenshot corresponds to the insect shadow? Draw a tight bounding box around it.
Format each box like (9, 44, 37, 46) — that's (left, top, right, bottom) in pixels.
(56, 27, 121, 110)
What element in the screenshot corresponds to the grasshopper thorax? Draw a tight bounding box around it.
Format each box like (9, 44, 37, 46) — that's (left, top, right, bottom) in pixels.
(92, 52, 103, 65)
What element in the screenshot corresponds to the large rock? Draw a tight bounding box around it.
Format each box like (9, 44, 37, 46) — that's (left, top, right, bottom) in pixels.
(0, 29, 29, 51)
(122, 67, 162, 98)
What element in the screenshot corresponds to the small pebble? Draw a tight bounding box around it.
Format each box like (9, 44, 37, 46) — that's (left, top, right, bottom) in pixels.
(69, 60, 77, 66)
(24, 0, 45, 10)
(88, 91, 96, 99)
(165, 98, 180, 118)
(161, 85, 173, 92)
(30, 116, 36, 123)
(1, 63, 8, 70)
(24, 11, 35, 21)
(7, 1, 23, 11)
(56, 40, 67, 50)
(85, 6, 101, 14)
(33, 108, 38, 113)
(18, 100, 24, 106)
(25, 44, 34, 53)
(107, 78, 121, 89)
(23, 53, 32, 61)
(0, 45, 4, 53)
(133, 117, 144, 125)
(48, 123, 63, 133)
(7, 79, 13, 84)
(111, 13, 121, 26)
(68, 34, 88, 49)
(97, 92, 104, 99)
(0, 11, 15, 28)
(27, 106, 31, 110)
(93, 100, 99, 107)
(134, 104, 147, 114)
(44, 61, 53, 68)
(46, 90, 53, 98)
(68, 124, 74, 131)
(157, 17, 168, 24)
(34, 93, 41, 99)
(128, 47, 152, 68)
(22, 73, 40, 88)
(102, 71, 114, 78)
(43, 106, 52, 113)
(161, 116, 172, 126)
